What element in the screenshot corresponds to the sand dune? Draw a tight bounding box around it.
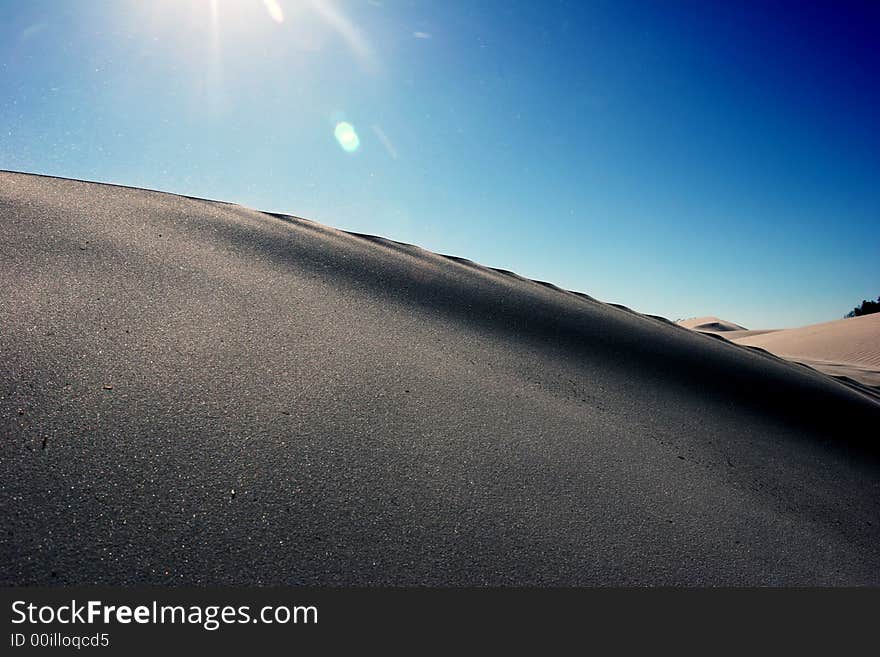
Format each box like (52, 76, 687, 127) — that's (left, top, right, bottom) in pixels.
(679, 313, 880, 391)
(733, 313, 880, 369)
(2, 171, 879, 586)
(718, 328, 781, 340)
(732, 314, 880, 389)
(677, 316, 748, 333)
(676, 317, 779, 341)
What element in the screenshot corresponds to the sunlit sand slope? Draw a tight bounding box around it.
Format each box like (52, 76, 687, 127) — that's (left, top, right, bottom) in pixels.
(2, 171, 879, 586)
(733, 313, 880, 389)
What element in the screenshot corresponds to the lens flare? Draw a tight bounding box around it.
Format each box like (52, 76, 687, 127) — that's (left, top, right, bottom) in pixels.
(334, 122, 360, 152)
(263, 0, 284, 24)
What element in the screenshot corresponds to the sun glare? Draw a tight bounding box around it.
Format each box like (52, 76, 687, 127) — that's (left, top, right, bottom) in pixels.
(262, 0, 284, 24)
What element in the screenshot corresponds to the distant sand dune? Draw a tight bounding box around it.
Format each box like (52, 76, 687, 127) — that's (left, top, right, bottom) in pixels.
(677, 316, 748, 332)
(678, 312, 880, 392)
(732, 314, 880, 389)
(717, 328, 780, 340)
(2, 171, 880, 586)
(733, 313, 880, 368)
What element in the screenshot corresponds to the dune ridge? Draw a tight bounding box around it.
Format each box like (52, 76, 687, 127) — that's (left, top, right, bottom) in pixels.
(2, 170, 879, 586)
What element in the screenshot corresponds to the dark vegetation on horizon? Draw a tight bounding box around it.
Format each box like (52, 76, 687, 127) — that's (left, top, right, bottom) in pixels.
(845, 297, 880, 318)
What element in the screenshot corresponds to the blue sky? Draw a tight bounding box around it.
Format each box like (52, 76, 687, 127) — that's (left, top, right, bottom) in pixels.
(1, 0, 878, 328)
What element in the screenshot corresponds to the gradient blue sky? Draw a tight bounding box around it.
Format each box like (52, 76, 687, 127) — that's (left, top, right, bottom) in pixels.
(2, 0, 878, 327)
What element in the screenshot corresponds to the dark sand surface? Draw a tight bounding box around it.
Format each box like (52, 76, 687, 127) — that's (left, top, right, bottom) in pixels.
(2, 171, 879, 585)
